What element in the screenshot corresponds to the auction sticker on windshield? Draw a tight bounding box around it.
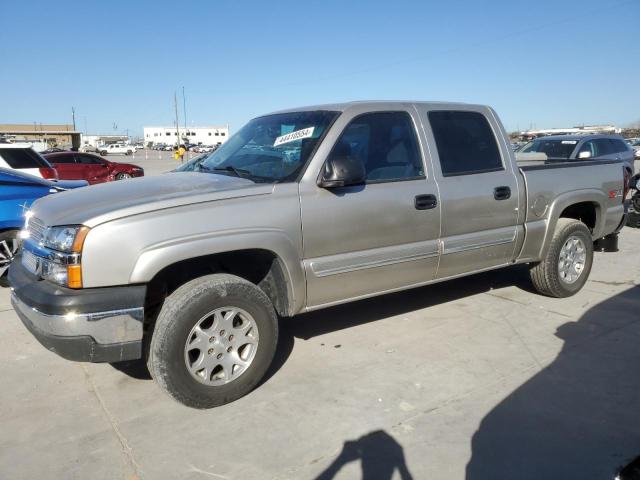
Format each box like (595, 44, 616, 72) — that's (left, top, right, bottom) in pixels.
(274, 127, 315, 147)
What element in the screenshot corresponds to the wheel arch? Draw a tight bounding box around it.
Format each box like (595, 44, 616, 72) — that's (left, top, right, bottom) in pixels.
(133, 232, 304, 317)
(537, 190, 606, 260)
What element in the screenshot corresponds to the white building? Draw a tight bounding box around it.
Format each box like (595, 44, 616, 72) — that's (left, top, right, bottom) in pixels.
(143, 125, 229, 147)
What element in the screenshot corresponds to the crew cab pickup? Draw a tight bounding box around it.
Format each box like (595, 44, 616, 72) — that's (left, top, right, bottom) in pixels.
(98, 144, 134, 156)
(9, 101, 628, 408)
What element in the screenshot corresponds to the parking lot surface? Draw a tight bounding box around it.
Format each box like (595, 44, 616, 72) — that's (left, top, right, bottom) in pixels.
(1, 157, 639, 480)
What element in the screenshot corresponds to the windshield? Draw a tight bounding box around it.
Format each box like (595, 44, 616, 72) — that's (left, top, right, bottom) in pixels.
(197, 110, 339, 183)
(520, 138, 577, 159)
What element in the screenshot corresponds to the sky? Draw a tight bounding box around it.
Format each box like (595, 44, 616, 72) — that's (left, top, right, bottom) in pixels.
(1, 0, 639, 136)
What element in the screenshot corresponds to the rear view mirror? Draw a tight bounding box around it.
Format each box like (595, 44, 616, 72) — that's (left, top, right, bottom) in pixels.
(319, 156, 366, 188)
(578, 150, 592, 159)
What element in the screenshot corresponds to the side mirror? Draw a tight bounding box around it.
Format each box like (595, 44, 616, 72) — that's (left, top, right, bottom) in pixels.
(319, 155, 366, 188)
(578, 150, 592, 159)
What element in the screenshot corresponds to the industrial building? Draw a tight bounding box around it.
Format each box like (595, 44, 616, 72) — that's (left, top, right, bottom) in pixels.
(0, 123, 81, 150)
(143, 125, 229, 146)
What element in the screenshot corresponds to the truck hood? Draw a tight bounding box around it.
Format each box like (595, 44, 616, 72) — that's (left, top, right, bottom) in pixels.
(31, 172, 273, 227)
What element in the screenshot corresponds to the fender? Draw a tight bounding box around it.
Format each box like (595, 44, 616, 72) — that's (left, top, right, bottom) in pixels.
(129, 228, 306, 315)
(534, 189, 606, 260)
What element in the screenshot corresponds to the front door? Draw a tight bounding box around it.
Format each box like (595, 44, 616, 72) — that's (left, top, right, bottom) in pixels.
(300, 109, 441, 308)
(418, 108, 519, 279)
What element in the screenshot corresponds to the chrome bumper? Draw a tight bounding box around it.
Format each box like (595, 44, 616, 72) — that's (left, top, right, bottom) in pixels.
(11, 291, 143, 345)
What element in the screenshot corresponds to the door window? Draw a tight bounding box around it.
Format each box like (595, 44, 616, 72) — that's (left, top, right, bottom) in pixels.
(578, 140, 596, 157)
(593, 139, 615, 157)
(328, 111, 424, 182)
(611, 139, 630, 153)
(76, 155, 102, 165)
(0, 148, 49, 168)
(428, 111, 503, 176)
(49, 155, 74, 164)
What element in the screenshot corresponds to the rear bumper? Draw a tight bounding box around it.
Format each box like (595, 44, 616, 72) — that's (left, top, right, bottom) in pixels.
(9, 256, 145, 363)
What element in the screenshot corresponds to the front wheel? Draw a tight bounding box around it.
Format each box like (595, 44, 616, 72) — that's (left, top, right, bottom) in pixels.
(0, 230, 21, 287)
(100, 150, 107, 156)
(529, 218, 593, 298)
(115, 172, 132, 180)
(147, 274, 278, 408)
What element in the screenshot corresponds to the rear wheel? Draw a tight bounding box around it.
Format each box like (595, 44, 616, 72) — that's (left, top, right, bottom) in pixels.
(0, 230, 21, 287)
(147, 274, 278, 408)
(529, 218, 593, 297)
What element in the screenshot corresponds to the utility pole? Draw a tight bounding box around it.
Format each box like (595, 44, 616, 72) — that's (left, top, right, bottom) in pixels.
(174, 90, 180, 146)
(182, 86, 187, 131)
(71, 107, 76, 130)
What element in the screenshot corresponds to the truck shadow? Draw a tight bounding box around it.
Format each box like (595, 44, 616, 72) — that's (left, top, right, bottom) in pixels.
(113, 265, 534, 383)
(264, 264, 534, 383)
(466, 285, 640, 479)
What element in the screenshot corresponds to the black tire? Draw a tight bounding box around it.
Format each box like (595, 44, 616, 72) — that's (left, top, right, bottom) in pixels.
(115, 172, 132, 180)
(126, 150, 132, 155)
(100, 150, 107, 156)
(632, 194, 640, 213)
(0, 229, 21, 287)
(529, 218, 593, 298)
(147, 274, 278, 408)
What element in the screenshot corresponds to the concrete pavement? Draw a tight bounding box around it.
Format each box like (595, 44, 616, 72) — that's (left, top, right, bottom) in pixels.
(1, 158, 639, 479)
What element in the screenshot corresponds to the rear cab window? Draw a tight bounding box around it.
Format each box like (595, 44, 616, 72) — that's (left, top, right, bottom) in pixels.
(428, 110, 503, 176)
(0, 148, 49, 169)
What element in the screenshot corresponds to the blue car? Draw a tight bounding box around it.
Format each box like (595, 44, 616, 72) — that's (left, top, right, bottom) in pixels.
(0, 168, 87, 284)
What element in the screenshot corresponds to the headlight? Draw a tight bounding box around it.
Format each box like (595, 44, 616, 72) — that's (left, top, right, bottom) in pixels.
(42, 226, 89, 253)
(38, 225, 89, 289)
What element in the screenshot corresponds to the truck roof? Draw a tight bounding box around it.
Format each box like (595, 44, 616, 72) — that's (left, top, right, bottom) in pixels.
(266, 100, 486, 115)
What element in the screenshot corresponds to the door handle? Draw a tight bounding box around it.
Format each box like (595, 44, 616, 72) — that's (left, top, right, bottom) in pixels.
(415, 194, 438, 210)
(494, 186, 511, 200)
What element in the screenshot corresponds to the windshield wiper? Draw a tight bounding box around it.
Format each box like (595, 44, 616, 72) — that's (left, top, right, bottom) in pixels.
(198, 164, 251, 178)
(211, 165, 253, 178)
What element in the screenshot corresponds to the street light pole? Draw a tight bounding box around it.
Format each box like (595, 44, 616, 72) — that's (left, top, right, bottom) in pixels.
(174, 91, 180, 147)
(182, 86, 187, 131)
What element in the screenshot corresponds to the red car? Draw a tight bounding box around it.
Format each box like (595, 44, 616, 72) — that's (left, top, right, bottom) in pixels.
(43, 152, 144, 185)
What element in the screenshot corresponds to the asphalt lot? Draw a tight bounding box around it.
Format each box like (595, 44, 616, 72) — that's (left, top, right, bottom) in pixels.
(1, 152, 639, 479)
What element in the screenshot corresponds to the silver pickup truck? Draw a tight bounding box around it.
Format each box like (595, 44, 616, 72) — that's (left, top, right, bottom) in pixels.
(9, 101, 628, 408)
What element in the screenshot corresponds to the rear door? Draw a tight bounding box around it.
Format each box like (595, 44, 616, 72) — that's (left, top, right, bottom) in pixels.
(75, 154, 108, 183)
(48, 154, 78, 179)
(418, 107, 520, 279)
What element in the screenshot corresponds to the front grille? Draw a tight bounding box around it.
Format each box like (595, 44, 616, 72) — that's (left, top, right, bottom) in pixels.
(27, 216, 46, 244)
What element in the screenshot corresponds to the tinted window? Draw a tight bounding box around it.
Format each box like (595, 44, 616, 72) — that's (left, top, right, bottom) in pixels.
(593, 139, 615, 157)
(521, 139, 577, 159)
(612, 139, 629, 153)
(329, 111, 424, 182)
(0, 148, 48, 168)
(48, 155, 75, 164)
(76, 155, 102, 165)
(428, 111, 502, 176)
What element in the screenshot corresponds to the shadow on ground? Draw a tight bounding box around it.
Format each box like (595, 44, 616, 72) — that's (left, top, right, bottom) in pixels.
(314, 430, 413, 480)
(466, 286, 640, 479)
(112, 265, 534, 383)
